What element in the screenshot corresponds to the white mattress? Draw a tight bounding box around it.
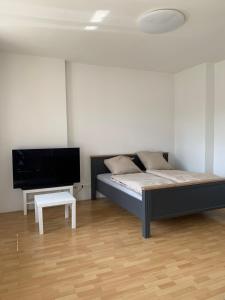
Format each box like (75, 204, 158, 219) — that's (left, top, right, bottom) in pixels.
(97, 173, 142, 201)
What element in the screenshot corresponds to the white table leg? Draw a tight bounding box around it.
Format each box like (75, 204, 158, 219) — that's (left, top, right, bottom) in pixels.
(65, 204, 69, 219)
(71, 201, 76, 229)
(35, 200, 38, 223)
(69, 186, 73, 196)
(23, 191, 27, 215)
(38, 207, 44, 234)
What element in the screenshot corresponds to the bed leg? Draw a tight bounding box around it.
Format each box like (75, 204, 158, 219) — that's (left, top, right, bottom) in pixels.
(142, 221, 151, 238)
(91, 190, 96, 200)
(91, 163, 97, 200)
(142, 190, 151, 238)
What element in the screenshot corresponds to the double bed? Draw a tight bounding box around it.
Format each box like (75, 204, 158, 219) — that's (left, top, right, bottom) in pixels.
(91, 153, 225, 238)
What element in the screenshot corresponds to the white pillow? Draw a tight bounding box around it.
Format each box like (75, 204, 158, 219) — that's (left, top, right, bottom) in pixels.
(104, 155, 142, 175)
(137, 151, 173, 170)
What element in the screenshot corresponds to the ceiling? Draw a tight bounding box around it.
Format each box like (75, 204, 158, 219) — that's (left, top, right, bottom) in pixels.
(0, 0, 225, 73)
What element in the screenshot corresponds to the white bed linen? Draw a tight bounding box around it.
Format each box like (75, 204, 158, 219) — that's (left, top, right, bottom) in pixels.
(97, 173, 142, 200)
(146, 170, 223, 183)
(111, 172, 174, 194)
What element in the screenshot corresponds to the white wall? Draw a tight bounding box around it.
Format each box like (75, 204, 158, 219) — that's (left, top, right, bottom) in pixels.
(174, 64, 206, 172)
(66, 63, 174, 199)
(205, 64, 215, 173)
(0, 53, 68, 212)
(174, 63, 214, 173)
(214, 60, 225, 176)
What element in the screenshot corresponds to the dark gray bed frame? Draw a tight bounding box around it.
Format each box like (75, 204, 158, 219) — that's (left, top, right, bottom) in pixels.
(91, 153, 225, 238)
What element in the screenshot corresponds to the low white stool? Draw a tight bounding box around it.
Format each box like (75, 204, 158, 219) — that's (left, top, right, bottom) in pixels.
(34, 191, 76, 235)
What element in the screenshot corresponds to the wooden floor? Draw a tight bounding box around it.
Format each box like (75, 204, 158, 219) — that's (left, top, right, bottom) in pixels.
(1, 200, 225, 300)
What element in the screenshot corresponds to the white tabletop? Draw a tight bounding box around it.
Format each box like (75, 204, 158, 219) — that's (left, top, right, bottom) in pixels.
(35, 191, 75, 207)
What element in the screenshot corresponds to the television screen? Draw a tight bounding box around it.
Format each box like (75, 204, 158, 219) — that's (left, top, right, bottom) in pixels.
(12, 148, 80, 190)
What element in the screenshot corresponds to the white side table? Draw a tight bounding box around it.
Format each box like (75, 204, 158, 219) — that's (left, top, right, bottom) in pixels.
(34, 191, 76, 235)
(23, 185, 73, 215)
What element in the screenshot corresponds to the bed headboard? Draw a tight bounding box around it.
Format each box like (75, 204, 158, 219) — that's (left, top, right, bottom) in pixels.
(90, 153, 168, 199)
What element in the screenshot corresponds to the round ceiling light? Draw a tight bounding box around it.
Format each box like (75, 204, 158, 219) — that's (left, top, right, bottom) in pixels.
(138, 9, 185, 34)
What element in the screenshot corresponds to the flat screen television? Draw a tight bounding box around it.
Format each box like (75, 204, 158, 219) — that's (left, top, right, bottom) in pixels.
(12, 148, 80, 190)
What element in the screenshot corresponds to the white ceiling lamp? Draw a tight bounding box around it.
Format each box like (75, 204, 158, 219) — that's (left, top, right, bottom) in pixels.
(138, 9, 185, 34)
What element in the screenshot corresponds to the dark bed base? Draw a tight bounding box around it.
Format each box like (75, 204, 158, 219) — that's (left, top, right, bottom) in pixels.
(91, 154, 225, 238)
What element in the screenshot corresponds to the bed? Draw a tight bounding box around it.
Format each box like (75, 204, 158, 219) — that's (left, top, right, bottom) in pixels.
(91, 153, 225, 238)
